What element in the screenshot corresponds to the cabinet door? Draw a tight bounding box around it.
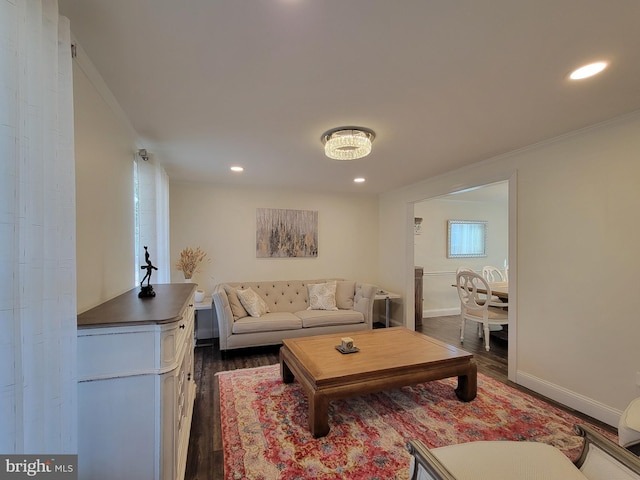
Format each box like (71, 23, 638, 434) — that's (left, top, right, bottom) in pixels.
(176, 344, 194, 476)
(160, 319, 195, 480)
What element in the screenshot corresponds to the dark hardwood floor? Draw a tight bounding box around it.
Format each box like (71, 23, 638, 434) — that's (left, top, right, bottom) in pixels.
(184, 316, 615, 480)
(185, 342, 281, 480)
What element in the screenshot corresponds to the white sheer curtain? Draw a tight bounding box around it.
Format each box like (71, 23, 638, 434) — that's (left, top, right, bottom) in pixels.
(0, 0, 77, 453)
(135, 156, 170, 284)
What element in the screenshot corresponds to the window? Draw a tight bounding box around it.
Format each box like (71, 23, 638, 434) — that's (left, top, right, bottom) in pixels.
(134, 160, 141, 285)
(447, 220, 487, 258)
(133, 155, 170, 285)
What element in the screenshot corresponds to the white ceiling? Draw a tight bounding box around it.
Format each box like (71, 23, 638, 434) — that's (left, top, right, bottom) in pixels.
(58, 0, 640, 195)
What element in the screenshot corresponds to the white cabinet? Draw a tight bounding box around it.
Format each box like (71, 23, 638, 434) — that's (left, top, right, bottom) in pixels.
(77, 284, 197, 480)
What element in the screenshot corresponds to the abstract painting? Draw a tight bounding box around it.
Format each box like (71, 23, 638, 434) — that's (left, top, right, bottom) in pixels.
(256, 208, 318, 258)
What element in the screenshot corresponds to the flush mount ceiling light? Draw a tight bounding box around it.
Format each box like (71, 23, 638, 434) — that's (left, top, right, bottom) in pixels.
(569, 61, 608, 80)
(321, 126, 376, 160)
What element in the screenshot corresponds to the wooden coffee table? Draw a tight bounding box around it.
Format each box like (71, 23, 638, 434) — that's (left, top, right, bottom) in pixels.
(280, 327, 477, 437)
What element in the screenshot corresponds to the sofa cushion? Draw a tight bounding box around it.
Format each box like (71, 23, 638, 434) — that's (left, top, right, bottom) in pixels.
(307, 281, 338, 311)
(335, 280, 355, 309)
(223, 285, 249, 320)
(237, 287, 270, 317)
(296, 309, 364, 328)
(232, 312, 302, 334)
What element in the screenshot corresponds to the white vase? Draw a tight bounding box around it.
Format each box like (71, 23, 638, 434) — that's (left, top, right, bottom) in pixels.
(184, 278, 193, 283)
(194, 289, 205, 303)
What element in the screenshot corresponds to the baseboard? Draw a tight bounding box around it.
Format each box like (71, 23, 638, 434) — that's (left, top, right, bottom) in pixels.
(516, 370, 622, 428)
(423, 308, 459, 318)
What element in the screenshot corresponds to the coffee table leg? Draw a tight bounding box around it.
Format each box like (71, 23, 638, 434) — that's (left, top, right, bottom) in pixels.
(280, 349, 294, 384)
(454, 359, 477, 401)
(309, 392, 330, 438)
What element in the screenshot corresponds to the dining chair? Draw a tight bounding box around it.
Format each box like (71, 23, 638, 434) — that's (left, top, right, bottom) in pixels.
(456, 270, 509, 351)
(481, 265, 509, 308)
(456, 266, 485, 334)
(482, 265, 505, 282)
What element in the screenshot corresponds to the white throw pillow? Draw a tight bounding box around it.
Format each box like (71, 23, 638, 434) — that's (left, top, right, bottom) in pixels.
(307, 281, 338, 311)
(236, 288, 270, 317)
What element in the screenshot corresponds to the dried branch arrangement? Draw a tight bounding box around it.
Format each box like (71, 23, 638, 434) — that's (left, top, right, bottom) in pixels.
(176, 247, 208, 279)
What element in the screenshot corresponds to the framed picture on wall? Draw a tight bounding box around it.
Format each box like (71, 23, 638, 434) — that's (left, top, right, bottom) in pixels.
(447, 220, 487, 258)
(256, 208, 318, 258)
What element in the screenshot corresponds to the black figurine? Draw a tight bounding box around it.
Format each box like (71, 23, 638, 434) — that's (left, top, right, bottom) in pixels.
(139, 246, 158, 298)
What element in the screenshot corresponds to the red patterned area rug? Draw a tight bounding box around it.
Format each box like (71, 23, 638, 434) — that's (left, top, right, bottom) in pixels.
(219, 364, 615, 480)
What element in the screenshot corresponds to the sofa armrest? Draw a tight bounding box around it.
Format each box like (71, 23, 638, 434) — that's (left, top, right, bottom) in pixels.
(407, 426, 640, 480)
(212, 285, 234, 351)
(407, 440, 458, 480)
(574, 424, 640, 480)
(354, 283, 377, 327)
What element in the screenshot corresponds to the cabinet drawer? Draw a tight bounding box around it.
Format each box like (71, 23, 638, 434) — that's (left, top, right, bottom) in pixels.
(160, 300, 194, 369)
(78, 326, 158, 379)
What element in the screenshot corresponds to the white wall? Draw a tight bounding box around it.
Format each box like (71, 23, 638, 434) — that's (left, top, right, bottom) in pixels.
(379, 111, 640, 426)
(415, 193, 508, 316)
(73, 57, 138, 313)
(169, 183, 380, 293)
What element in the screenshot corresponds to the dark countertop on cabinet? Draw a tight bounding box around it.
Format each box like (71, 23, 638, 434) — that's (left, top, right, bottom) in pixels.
(77, 283, 197, 329)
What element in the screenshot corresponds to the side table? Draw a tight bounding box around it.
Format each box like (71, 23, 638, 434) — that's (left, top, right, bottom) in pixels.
(374, 290, 402, 328)
(194, 296, 215, 347)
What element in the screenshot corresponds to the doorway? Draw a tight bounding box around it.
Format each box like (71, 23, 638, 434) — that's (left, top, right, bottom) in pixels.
(411, 179, 515, 380)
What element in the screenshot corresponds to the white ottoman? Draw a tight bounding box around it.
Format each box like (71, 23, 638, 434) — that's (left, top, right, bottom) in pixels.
(619, 397, 640, 448)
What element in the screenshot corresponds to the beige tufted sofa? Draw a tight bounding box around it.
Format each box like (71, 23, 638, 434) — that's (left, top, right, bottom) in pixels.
(212, 279, 377, 352)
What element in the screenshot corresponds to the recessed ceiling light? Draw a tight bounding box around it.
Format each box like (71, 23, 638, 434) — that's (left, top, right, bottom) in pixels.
(354, 177, 365, 183)
(230, 166, 244, 172)
(569, 61, 608, 80)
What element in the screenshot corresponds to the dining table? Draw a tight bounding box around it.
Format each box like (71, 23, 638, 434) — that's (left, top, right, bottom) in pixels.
(482, 281, 509, 300)
(452, 281, 509, 301)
